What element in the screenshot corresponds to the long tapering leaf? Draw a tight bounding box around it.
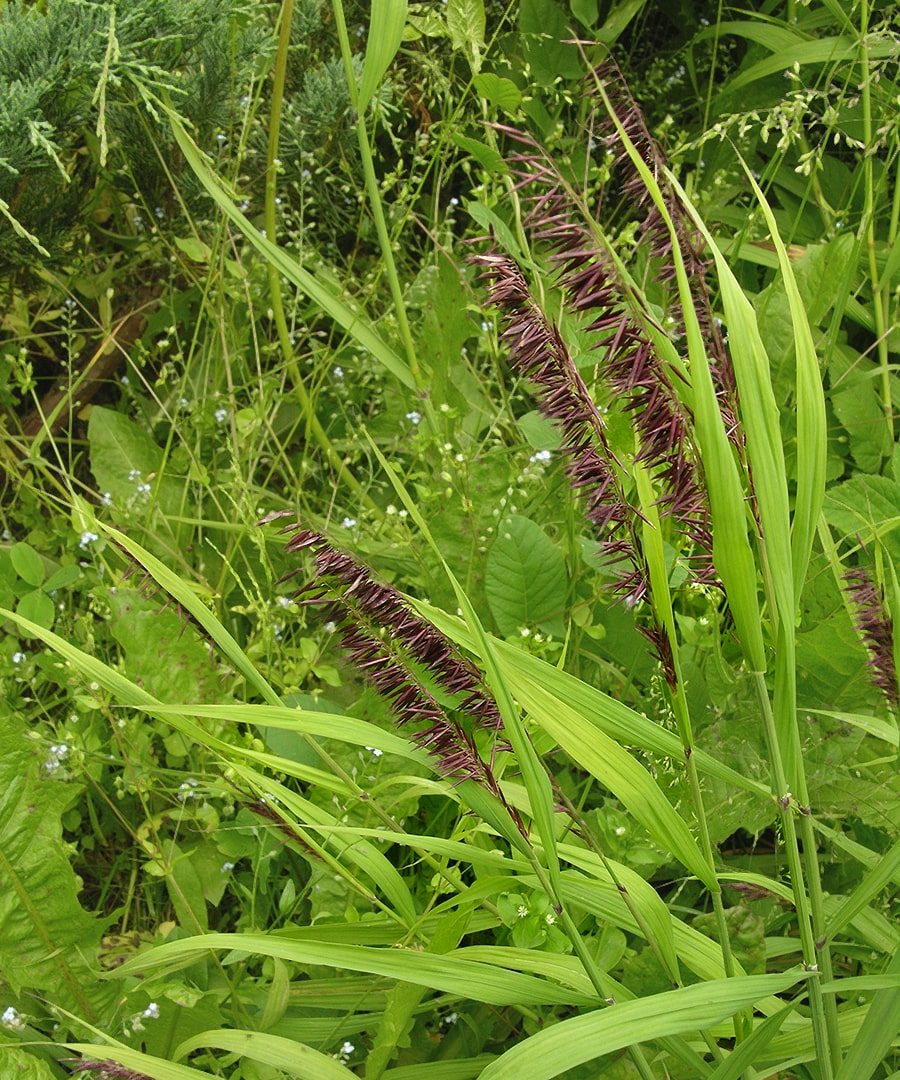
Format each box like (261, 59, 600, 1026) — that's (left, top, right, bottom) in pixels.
(111, 933, 600, 1007)
(477, 972, 808, 1080)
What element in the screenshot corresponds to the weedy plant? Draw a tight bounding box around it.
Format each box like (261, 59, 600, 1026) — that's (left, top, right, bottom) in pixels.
(1, 1, 899, 1079)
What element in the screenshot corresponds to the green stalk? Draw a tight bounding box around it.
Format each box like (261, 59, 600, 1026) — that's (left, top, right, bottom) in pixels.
(331, 0, 432, 419)
(753, 673, 835, 1080)
(265, 0, 376, 509)
(858, 0, 894, 443)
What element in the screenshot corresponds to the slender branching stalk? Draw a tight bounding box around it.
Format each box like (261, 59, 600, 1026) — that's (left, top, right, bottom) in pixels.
(266, 0, 376, 509)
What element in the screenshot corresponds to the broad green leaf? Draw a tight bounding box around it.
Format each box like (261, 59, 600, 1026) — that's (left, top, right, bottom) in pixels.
(447, 0, 485, 69)
(359, 0, 408, 112)
(485, 515, 567, 635)
(473, 73, 522, 114)
(450, 132, 507, 174)
(16, 588, 54, 629)
(166, 110, 416, 390)
(823, 475, 900, 566)
(478, 973, 807, 1079)
(597, 0, 649, 44)
(0, 714, 114, 1023)
(570, 0, 598, 27)
(175, 1030, 356, 1079)
(9, 542, 44, 587)
(111, 932, 600, 1007)
(0, 1048, 56, 1079)
(88, 406, 183, 516)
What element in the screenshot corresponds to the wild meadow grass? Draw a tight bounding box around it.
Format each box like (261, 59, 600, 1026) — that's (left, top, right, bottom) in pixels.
(1, 1, 898, 1078)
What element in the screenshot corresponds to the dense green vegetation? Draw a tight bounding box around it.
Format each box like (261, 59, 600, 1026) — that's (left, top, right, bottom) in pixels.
(1, 0, 898, 1077)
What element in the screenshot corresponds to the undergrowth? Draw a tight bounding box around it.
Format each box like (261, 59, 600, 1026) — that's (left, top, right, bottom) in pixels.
(1, 1, 898, 1079)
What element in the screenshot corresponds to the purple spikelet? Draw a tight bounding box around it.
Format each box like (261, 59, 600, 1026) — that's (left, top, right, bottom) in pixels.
(475, 255, 646, 591)
(271, 520, 526, 836)
(843, 567, 899, 711)
(71, 1062, 153, 1080)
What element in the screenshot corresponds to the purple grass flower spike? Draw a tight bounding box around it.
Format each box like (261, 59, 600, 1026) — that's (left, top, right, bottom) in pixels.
(843, 566, 899, 711)
(274, 523, 527, 837)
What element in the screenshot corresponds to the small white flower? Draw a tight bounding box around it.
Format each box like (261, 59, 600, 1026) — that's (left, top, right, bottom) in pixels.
(341, 517, 356, 529)
(79, 530, 99, 549)
(364, 745, 383, 758)
(516, 904, 529, 918)
(530, 450, 552, 464)
(277, 596, 293, 608)
(215, 408, 228, 424)
(341, 1041, 355, 1056)
(545, 912, 556, 926)
(142, 1002, 160, 1019)
(101, 492, 113, 506)
(221, 862, 235, 873)
(2, 1006, 24, 1030)
(12, 652, 25, 664)
(405, 410, 421, 425)
(120, 375, 130, 386)
(333, 365, 344, 379)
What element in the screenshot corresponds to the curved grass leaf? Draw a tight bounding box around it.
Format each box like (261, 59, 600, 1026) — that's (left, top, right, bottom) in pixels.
(358, 0, 408, 113)
(478, 972, 808, 1080)
(518, 673, 715, 890)
(66, 1046, 209, 1080)
(175, 1029, 357, 1079)
(414, 599, 770, 799)
(110, 932, 601, 1007)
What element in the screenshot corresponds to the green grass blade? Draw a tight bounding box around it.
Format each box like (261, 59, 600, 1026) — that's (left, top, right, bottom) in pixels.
(707, 1004, 796, 1080)
(834, 946, 900, 1080)
(110, 932, 601, 1007)
(477, 973, 809, 1080)
(98, 523, 282, 706)
(65, 1046, 210, 1080)
(142, 703, 429, 764)
(827, 837, 900, 942)
(166, 108, 416, 390)
(175, 1029, 357, 1079)
(740, 164, 826, 610)
(357, 0, 408, 112)
(415, 599, 770, 799)
(516, 672, 717, 891)
(589, 78, 766, 673)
